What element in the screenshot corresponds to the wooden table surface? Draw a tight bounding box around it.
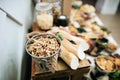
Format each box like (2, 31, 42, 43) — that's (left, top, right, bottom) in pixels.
(31, 58, 90, 76)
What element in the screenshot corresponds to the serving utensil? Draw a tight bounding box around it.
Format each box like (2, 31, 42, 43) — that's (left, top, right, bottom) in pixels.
(82, 66, 94, 80)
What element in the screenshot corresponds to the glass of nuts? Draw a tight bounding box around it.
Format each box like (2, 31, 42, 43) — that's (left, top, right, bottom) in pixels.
(26, 33, 61, 72)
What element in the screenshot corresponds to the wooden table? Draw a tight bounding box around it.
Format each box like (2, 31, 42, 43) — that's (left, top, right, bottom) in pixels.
(30, 22, 90, 80)
(31, 58, 90, 80)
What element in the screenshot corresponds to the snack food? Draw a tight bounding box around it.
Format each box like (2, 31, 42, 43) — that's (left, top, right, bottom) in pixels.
(51, 27, 89, 60)
(95, 55, 117, 73)
(108, 54, 120, 69)
(106, 43, 117, 53)
(35, 2, 53, 30)
(27, 34, 60, 57)
(26, 34, 61, 72)
(70, 4, 96, 25)
(60, 45, 79, 70)
(80, 4, 95, 14)
(37, 14, 53, 30)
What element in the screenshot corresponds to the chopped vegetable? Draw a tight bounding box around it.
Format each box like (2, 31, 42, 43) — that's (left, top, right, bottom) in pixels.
(101, 27, 111, 34)
(109, 70, 120, 78)
(55, 32, 64, 41)
(69, 24, 78, 33)
(98, 38, 108, 43)
(77, 28, 86, 33)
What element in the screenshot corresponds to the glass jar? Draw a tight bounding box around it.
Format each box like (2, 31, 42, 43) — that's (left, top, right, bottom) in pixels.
(35, 2, 53, 30)
(48, 0, 62, 25)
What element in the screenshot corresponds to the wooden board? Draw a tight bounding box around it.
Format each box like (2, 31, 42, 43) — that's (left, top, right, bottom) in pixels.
(31, 58, 90, 76)
(31, 58, 90, 80)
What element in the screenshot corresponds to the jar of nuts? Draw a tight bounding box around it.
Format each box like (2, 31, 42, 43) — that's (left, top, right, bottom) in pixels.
(26, 33, 61, 72)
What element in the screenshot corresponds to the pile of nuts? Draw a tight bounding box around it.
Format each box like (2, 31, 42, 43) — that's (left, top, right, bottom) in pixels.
(27, 34, 60, 57)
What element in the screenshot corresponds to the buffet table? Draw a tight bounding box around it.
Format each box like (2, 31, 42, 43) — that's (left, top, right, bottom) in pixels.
(30, 21, 90, 80)
(27, 3, 120, 80)
(30, 21, 120, 80)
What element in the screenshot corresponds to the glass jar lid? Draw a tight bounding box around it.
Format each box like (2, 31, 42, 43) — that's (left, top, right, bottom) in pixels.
(35, 2, 52, 11)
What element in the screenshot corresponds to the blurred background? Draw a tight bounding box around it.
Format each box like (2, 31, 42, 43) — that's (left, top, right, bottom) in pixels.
(83, 0, 120, 47)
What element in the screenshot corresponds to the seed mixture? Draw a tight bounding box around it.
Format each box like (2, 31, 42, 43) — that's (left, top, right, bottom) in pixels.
(27, 34, 60, 57)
